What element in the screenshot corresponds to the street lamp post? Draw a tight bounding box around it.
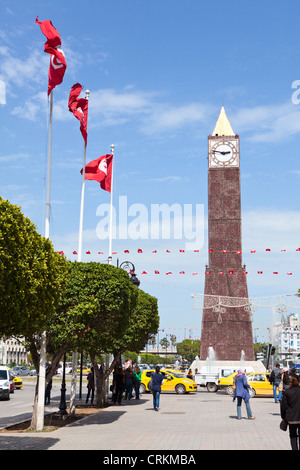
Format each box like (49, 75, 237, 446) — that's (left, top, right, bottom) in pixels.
(58, 353, 68, 416)
(119, 261, 140, 287)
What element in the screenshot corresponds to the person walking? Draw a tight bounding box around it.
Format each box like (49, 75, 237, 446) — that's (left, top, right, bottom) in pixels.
(45, 377, 52, 405)
(124, 366, 134, 400)
(280, 374, 300, 450)
(151, 365, 164, 411)
(269, 363, 282, 403)
(86, 367, 95, 405)
(133, 365, 142, 400)
(279, 367, 290, 401)
(233, 369, 255, 420)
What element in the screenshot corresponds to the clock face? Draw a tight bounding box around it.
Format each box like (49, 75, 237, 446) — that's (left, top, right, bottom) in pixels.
(209, 139, 239, 167)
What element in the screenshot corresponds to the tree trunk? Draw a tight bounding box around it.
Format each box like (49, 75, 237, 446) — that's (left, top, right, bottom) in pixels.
(29, 341, 66, 430)
(90, 353, 120, 408)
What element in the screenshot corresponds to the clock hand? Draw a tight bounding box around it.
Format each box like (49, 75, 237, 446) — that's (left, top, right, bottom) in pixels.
(212, 150, 231, 155)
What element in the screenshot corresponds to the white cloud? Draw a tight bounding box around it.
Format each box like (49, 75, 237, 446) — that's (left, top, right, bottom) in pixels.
(232, 102, 300, 143)
(0, 49, 48, 89)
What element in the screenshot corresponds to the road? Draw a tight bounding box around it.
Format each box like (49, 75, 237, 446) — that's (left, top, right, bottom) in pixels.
(0, 377, 87, 430)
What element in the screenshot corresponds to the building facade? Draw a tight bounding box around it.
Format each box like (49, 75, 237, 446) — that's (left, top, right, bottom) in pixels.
(0, 337, 28, 365)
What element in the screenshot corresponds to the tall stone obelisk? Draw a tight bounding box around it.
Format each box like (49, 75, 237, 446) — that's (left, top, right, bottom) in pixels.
(200, 107, 254, 361)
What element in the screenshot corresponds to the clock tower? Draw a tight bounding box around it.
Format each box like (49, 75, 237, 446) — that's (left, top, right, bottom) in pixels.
(200, 107, 254, 361)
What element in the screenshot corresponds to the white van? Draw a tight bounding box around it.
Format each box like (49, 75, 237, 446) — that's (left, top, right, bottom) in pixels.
(0, 366, 11, 400)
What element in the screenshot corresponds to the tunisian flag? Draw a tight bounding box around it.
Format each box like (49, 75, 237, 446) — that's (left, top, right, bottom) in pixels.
(68, 83, 88, 145)
(35, 16, 67, 95)
(81, 154, 113, 192)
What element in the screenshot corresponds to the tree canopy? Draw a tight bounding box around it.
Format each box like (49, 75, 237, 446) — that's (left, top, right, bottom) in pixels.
(0, 197, 67, 338)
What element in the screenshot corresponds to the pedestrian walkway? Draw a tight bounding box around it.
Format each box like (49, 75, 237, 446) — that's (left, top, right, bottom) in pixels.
(0, 389, 291, 451)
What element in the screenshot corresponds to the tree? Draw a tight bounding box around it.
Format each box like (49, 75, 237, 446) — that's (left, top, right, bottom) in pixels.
(0, 198, 68, 429)
(45, 261, 159, 408)
(0, 198, 67, 337)
(86, 287, 159, 407)
(176, 339, 201, 361)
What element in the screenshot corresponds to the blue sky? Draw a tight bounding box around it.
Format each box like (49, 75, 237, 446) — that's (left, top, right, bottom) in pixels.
(1, 0, 300, 347)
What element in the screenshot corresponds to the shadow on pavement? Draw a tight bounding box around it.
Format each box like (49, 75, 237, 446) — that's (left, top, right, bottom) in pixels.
(0, 435, 59, 450)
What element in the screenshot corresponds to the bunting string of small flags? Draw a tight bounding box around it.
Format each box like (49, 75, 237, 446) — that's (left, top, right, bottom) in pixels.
(58, 247, 300, 256)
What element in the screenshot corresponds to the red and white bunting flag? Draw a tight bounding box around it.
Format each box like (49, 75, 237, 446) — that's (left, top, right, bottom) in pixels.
(137, 249, 143, 253)
(251, 250, 256, 253)
(155, 270, 160, 274)
(35, 16, 67, 95)
(81, 154, 113, 192)
(68, 83, 88, 145)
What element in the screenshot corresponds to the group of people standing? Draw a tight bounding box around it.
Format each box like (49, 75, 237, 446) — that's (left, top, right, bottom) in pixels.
(111, 364, 165, 411)
(111, 364, 142, 405)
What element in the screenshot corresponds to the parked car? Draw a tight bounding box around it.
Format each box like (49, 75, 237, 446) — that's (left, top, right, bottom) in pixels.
(140, 369, 197, 395)
(0, 366, 11, 400)
(10, 366, 30, 376)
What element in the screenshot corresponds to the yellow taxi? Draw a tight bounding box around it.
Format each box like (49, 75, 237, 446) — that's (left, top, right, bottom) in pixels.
(218, 372, 272, 397)
(12, 375, 23, 389)
(246, 372, 272, 397)
(140, 369, 197, 394)
(76, 366, 91, 374)
(218, 372, 238, 395)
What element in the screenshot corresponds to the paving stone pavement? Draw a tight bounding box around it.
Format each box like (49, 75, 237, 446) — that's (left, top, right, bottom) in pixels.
(0, 389, 292, 452)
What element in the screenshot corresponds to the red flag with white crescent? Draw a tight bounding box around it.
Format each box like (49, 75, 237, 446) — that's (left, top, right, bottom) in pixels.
(35, 16, 67, 95)
(80, 154, 113, 192)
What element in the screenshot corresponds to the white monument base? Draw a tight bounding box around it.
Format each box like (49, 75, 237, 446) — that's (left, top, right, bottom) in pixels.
(191, 359, 266, 374)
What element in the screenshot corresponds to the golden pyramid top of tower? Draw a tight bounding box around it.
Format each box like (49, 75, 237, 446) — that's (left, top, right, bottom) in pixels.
(212, 106, 235, 136)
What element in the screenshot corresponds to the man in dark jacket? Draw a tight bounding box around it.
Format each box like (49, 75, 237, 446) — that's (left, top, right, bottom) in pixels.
(269, 363, 282, 403)
(151, 366, 164, 411)
(280, 375, 300, 450)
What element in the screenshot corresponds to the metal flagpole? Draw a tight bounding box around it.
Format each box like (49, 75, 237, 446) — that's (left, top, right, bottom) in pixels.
(108, 144, 115, 265)
(36, 90, 53, 431)
(70, 89, 90, 414)
(77, 89, 90, 263)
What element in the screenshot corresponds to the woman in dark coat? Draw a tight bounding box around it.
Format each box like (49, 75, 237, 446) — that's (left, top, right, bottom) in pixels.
(280, 375, 300, 450)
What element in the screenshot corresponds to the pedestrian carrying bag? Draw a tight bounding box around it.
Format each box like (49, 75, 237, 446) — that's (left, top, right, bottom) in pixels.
(279, 419, 288, 431)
